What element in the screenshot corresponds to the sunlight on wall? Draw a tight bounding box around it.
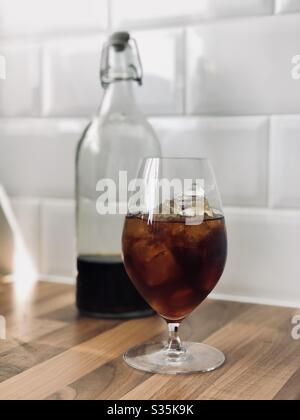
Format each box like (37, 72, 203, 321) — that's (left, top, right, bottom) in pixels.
(0, 186, 38, 304)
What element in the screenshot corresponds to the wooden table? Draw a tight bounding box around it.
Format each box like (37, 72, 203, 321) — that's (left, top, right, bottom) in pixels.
(0, 280, 299, 400)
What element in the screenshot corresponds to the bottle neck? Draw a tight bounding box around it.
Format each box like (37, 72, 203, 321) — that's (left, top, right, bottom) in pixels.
(99, 80, 140, 117)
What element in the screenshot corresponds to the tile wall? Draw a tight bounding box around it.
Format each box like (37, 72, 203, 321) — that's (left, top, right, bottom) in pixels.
(0, 0, 299, 306)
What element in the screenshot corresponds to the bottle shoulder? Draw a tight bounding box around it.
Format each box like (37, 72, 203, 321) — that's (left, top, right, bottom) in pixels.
(76, 121, 93, 161)
(77, 114, 160, 152)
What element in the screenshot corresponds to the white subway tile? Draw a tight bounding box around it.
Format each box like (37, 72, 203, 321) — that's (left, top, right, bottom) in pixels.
(40, 200, 76, 278)
(42, 36, 105, 117)
(10, 198, 40, 272)
(215, 208, 300, 307)
(276, 0, 300, 14)
(112, 0, 273, 27)
(270, 116, 300, 209)
(0, 119, 87, 198)
(0, 43, 40, 117)
(187, 15, 300, 115)
(133, 29, 184, 115)
(0, 0, 108, 36)
(0, 54, 6, 80)
(151, 117, 269, 207)
(205, 0, 274, 18)
(43, 30, 183, 116)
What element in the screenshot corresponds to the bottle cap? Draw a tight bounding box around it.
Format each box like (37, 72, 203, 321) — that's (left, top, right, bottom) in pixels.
(110, 32, 130, 52)
(100, 32, 143, 88)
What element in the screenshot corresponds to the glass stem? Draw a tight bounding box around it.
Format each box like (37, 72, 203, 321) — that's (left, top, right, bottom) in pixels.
(166, 323, 186, 360)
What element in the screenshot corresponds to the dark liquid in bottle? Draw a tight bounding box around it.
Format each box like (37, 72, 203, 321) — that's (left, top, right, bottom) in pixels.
(76, 255, 155, 319)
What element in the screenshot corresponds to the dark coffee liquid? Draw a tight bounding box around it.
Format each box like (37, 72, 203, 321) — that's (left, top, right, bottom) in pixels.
(76, 255, 154, 319)
(123, 215, 227, 323)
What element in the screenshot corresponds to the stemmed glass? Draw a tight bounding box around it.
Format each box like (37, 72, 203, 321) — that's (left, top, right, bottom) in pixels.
(122, 158, 228, 374)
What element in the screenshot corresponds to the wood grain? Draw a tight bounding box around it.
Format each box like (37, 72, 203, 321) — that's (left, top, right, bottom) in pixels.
(0, 281, 299, 400)
(274, 367, 300, 400)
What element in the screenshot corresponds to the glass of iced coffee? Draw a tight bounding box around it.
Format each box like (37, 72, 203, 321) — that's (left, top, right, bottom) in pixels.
(122, 158, 228, 374)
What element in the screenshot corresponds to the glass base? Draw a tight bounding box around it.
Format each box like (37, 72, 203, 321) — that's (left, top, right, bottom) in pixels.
(124, 342, 225, 375)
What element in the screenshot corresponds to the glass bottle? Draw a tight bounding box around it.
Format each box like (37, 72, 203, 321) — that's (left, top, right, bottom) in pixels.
(76, 32, 161, 318)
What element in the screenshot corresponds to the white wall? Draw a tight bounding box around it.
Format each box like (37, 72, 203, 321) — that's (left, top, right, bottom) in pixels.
(0, 0, 300, 307)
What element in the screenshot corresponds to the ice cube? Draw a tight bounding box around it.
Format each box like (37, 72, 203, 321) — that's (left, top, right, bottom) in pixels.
(172, 193, 205, 225)
(175, 195, 221, 220)
(124, 214, 150, 239)
(141, 241, 182, 287)
(204, 198, 213, 218)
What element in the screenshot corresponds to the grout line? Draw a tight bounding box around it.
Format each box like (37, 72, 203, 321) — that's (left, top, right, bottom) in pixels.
(39, 275, 76, 285)
(39, 198, 76, 206)
(0, 114, 280, 121)
(0, 29, 109, 45)
(9, 197, 300, 217)
(224, 206, 300, 216)
(37, 199, 42, 276)
(39, 43, 45, 118)
(0, 115, 299, 123)
(267, 116, 273, 208)
(107, 0, 113, 33)
(0, 114, 295, 121)
(149, 114, 272, 119)
(0, 10, 296, 46)
(265, 117, 272, 208)
(181, 27, 187, 116)
(210, 292, 300, 310)
(0, 117, 90, 122)
(100, 12, 279, 33)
